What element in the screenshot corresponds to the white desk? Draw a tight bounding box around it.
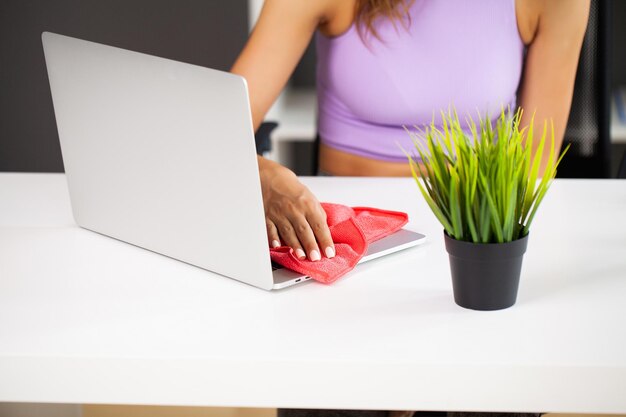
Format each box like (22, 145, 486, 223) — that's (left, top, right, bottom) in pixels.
(1, 174, 626, 413)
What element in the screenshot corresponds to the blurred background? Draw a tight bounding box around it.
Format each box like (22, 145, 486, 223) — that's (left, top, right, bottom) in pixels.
(1, 0, 625, 415)
(1, 0, 625, 177)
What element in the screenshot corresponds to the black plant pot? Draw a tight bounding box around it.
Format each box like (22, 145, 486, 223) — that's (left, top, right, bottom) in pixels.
(443, 232, 529, 311)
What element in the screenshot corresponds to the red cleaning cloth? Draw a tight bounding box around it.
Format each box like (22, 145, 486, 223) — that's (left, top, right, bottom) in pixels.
(270, 203, 409, 284)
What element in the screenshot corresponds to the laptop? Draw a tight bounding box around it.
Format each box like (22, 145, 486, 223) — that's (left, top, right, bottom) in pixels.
(41, 32, 426, 290)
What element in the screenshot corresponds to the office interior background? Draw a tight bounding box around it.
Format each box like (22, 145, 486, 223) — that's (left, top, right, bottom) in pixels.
(1, 0, 625, 416)
(3, 0, 626, 177)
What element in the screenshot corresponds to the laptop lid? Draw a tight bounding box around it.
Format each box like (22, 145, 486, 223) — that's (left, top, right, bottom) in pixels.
(42, 32, 275, 290)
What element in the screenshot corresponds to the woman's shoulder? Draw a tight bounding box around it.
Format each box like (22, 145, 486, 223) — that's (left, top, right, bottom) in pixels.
(260, 0, 352, 32)
(516, 0, 540, 45)
(516, 0, 590, 45)
(317, 0, 356, 37)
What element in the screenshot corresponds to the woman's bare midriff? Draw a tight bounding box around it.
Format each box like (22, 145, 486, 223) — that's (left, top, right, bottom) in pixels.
(318, 143, 414, 177)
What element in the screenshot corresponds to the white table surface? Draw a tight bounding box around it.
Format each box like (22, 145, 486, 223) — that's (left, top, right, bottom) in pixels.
(1, 173, 626, 413)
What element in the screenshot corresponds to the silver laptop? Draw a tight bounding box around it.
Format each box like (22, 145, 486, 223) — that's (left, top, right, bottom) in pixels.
(42, 32, 426, 290)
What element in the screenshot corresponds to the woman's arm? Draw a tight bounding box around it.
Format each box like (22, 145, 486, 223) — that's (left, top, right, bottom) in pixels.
(231, 0, 337, 261)
(517, 0, 590, 175)
(232, 0, 330, 130)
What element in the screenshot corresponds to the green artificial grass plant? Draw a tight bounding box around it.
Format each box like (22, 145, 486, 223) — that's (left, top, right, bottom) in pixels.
(404, 109, 568, 244)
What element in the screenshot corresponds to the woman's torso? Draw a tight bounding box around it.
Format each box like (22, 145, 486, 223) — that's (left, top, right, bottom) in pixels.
(316, 0, 531, 176)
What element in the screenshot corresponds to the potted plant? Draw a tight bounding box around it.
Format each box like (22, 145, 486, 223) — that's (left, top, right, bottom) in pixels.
(404, 109, 568, 310)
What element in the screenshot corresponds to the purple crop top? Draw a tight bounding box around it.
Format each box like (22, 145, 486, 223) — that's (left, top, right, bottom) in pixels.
(316, 0, 524, 162)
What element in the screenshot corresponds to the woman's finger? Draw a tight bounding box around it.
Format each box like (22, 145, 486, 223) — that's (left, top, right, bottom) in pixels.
(266, 218, 281, 248)
(287, 213, 321, 261)
(306, 207, 335, 258)
(275, 218, 306, 260)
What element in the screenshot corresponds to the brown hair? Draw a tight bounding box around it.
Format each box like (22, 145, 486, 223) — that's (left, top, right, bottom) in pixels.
(354, 0, 413, 40)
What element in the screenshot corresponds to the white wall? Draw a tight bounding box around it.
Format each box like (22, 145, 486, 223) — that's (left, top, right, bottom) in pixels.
(248, 0, 264, 31)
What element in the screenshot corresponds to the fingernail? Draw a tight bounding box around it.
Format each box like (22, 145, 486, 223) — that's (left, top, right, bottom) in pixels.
(325, 246, 335, 258)
(271, 240, 281, 248)
(295, 248, 306, 259)
(310, 249, 321, 261)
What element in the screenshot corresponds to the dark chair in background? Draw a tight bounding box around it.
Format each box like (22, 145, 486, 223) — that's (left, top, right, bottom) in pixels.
(558, 0, 613, 178)
(255, 121, 278, 156)
(619, 152, 626, 178)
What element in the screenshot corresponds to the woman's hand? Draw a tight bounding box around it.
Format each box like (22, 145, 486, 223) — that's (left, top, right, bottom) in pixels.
(258, 156, 335, 261)
(230, 0, 337, 261)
